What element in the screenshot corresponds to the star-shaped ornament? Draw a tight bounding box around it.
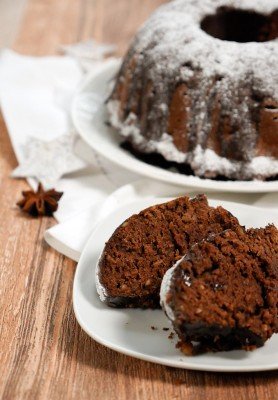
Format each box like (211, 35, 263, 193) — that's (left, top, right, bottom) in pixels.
(60, 40, 117, 71)
(12, 134, 87, 187)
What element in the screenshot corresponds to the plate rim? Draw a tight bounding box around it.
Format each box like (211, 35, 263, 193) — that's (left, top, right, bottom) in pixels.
(73, 197, 278, 372)
(72, 60, 278, 194)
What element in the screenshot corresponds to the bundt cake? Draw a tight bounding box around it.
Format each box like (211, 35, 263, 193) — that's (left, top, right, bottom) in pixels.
(107, 0, 278, 181)
(161, 225, 278, 354)
(96, 194, 240, 308)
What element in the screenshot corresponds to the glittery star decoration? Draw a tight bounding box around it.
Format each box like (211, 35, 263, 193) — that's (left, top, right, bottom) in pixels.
(12, 134, 87, 187)
(60, 40, 117, 71)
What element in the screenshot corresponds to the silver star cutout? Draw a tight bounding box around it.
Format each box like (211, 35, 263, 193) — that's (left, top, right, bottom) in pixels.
(60, 40, 117, 71)
(12, 134, 87, 187)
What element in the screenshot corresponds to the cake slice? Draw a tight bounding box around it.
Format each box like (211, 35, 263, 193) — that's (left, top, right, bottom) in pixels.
(96, 195, 240, 308)
(161, 225, 278, 354)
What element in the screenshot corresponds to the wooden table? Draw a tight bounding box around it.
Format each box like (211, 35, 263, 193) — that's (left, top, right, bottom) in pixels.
(0, 1, 277, 399)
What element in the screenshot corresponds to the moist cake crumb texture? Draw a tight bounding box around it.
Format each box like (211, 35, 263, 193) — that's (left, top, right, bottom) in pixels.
(97, 195, 239, 308)
(162, 225, 278, 354)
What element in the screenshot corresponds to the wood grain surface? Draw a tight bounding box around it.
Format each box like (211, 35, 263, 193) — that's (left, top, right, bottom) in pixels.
(0, 1, 277, 399)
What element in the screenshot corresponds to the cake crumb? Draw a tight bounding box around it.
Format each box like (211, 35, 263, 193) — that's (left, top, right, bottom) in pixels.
(151, 326, 158, 330)
(173, 378, 185, 386)
(163, 327, 170, 331)
(177, 340, 194, 356)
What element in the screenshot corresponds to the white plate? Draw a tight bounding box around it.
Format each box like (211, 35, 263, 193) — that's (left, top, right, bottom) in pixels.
(73, 197, 278, 372)
(72, 59, 278, 193)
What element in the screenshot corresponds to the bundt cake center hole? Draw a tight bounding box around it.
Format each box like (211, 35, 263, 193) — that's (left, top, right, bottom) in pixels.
(201, 7, 278, 43)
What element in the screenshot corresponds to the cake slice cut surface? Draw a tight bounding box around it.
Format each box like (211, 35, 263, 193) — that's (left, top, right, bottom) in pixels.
(96, 195, 239, 308)
(161, 225, 278, 354)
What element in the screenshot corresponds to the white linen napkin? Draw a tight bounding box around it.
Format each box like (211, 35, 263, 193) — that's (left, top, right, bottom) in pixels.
(0, 48, 277, 262)
(0, 49, 138, 223)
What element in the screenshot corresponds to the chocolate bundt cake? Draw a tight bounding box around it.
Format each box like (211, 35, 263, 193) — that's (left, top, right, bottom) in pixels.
(96, 195, 240, 308)
(108, 0, 278, 181)
(161, 225, 278, 354)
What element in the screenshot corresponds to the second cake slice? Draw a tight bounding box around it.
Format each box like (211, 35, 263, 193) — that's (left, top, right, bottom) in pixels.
(160, 225, 278, 354)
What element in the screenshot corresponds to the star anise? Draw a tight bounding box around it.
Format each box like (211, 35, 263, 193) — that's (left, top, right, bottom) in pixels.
(17, 183, 63, 217)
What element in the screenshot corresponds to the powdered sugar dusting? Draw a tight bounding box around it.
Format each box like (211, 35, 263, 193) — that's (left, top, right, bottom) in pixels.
(109, 100, 278, 179)
(108, 99, 187, 162)
(95, 254, 109, 302)
(160, 257, 185, 322)
(108, 0, 278, 180)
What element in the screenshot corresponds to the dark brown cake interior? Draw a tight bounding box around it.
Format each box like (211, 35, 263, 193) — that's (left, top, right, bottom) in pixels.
(201, 7, 278, 43)
(167, 225, 278, 354)
(98, 195, 239, 308)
